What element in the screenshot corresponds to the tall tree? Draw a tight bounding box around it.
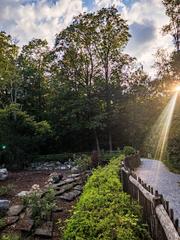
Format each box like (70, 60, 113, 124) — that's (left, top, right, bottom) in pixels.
(18, 39, 50, 120)
(162, 0, 180, 51)
(54, 7, 130, 151)
(0, 31, 19, 107)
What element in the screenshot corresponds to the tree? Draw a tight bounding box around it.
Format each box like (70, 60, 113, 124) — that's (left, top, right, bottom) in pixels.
(162, 0, 180, 51)
(18, 39, 50, 120)
(0, 31, 20, 107)
(0, 104, 52, 168)
(54, 7, 130, 151)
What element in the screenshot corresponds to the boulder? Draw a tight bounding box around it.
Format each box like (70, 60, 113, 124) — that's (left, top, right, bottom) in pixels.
(59, 190, 81, 201)
(0, 168, 8, 180)
(0, 200, 10, 214)
(71, 166, 79, 174)
(7, 205, 24, 216)
(16, 191, 30, 197)
(16, 219, 34, 232)
(35, 221, 53, 237)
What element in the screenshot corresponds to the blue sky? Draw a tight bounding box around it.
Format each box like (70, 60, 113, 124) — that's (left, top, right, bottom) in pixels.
(0, 0, 174, 75)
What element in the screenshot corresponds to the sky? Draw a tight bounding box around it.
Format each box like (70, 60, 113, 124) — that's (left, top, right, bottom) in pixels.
(0, 0, 174, 76)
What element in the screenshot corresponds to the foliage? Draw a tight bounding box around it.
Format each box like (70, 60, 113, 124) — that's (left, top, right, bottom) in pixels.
(0, 184, 13, 197)
(123, 146, 136, 156)
(74, 154, 92, 171)
(0, 5, 179, 171)
(0, 218, 6, 229)
(63, 155, 150, 240)
(23, 187, 56, 226)
(0, 104, 52, 168)
(162, 0, 179, 51)
(0, 234, 21, 240)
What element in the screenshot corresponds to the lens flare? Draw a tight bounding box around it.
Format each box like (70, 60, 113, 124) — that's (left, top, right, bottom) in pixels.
(175, 85, 180, 92)
(144, 92, 178, 161)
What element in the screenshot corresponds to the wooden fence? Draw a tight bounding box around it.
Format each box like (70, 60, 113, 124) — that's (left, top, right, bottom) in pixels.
(120, 155, 180, 240)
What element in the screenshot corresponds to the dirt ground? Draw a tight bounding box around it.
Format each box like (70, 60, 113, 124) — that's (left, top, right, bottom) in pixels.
(0, 170, 79, 239)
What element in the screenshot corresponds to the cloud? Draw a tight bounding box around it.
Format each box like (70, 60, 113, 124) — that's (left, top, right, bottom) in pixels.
(0, 0, 174, 76)
(0, 0, 86, 46)
(123, 0, 174, 76)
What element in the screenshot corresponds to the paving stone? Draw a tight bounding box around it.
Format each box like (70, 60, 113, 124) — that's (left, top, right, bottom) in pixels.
(53, 178, 75, 188)
(74, 185, 83, 191)
(35, 221, 53, 237)
(55, 182, 77, 196)
(16, 219, 34, 232)
(7, 205, 24, 216)
(5, 216, 19, 226)
(67, 173, 81, 178)
(59, 190, 81, 201)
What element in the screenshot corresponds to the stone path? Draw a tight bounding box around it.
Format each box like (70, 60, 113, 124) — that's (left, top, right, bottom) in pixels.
(135, 158, 180, 220)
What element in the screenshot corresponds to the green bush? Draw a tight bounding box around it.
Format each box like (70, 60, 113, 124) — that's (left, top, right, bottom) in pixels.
(0, 234, 21, 240)
(0, 185, 14, 197)
(0, 218, 6, 229)
(123, 146, 136, 156)
(23, 187, 56, 226)
(74, 154, 92, 171)
(63, 155, 150, 240)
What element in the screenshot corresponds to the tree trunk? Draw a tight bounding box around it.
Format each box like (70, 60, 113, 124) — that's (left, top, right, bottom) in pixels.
(95, 130, 100, 154)
(105, 59, 112, 152)
(108, 128, 112, 152)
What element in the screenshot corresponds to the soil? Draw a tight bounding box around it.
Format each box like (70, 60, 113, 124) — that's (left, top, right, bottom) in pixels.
(0, 170, 79, 239)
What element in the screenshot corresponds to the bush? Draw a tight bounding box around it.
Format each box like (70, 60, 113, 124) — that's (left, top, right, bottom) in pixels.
(123, 146, 136, 156)
(0, 234, 21, 240)
(74, 154, 92, 171)
(0, 218, 6, 229)
(63, 155, 150, 240)
(0, 185, 13, 197)
(23, 187, 56, 226)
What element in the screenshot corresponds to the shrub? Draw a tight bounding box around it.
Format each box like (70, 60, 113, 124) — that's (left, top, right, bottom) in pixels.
(0, 234, 21, 240)
(74, 154, 92, 171)
(123, 146, 136, 156)
(0, 184, 14, 197)
(0, 218, 6, 229)
(23, 187, 56, 226)
(63, 155, 150, 240)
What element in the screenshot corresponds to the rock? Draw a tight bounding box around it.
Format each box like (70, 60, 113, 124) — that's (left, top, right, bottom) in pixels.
(59, 190, 81, 201)
(74, 185, 83, 191)
(16, 219, 34, 232)
(0, 200, 10, 214)
(48, 172, 63, 184)
(53, 178, 76, 189)
(7, 205, 24, 216)
(67, 173, 80, 178)
(55, 182, 77, 196)
(16, 191, 30, 197)
(5, 216, 19, 226)
(71, 166, 79, 174)
(52, 207, 63, 213)
(0, 168, 8, 180)
(35, 221, 53, 237)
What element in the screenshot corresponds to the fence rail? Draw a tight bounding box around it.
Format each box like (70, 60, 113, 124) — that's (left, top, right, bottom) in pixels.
(120, 155, 180, 240)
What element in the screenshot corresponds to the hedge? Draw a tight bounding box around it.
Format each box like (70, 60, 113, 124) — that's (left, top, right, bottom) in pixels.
(63, 155, 150, 240)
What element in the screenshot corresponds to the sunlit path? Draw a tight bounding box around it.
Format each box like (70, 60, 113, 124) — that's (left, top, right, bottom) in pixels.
(135, 158, 180, 220)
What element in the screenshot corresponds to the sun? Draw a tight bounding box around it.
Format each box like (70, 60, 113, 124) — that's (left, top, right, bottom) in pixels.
(175, 85, 180, 92)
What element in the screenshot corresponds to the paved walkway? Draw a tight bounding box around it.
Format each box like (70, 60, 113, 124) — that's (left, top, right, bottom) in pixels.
(135, 158, 180, 220)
